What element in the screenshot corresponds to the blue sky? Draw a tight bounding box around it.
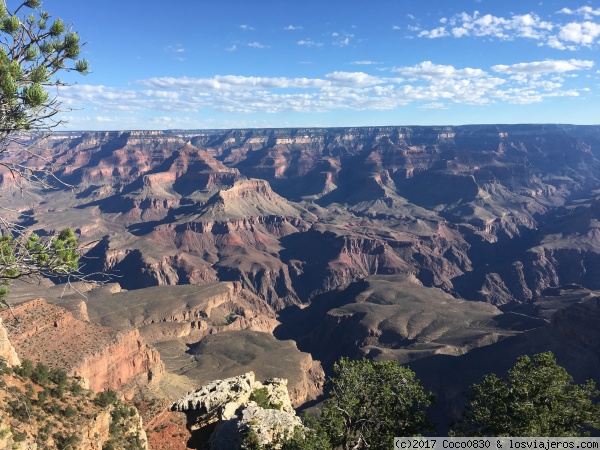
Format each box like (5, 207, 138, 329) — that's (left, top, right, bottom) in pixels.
(39, 0, 600, 130)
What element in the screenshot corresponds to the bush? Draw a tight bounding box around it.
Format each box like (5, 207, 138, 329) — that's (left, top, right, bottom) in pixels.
(249, 387, 282, 410)
(12, 430, 27, 442)
(51, 383, 65, 400)
(31, 361, 49, 385)
(94, 390, 118, 407)
(7, 398, 32, 423)
(15, 359, 34, 378)
(53, 432, 80, 450)
(37, 388, 49, 404)
(63, 405, 77, 419)
(279, 415, 332, 450)
(69, 380, 83, 396)
(49, 368, 68, 387)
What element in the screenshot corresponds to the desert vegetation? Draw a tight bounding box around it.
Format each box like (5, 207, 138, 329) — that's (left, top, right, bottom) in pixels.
(0, 357, 146, 449)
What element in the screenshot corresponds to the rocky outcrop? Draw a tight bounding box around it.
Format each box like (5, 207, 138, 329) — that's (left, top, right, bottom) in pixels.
(75, 405, 148, 450)
(1, 299, 163, 392)
(186, 330, 325, 407)
(171, 372, 302, 449)
(171, 372, 256, 429)
(0, 316, 20, 366)
(209, 403, 302, 449)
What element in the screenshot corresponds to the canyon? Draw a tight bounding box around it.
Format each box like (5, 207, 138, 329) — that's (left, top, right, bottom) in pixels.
(2, 124, 600, 446)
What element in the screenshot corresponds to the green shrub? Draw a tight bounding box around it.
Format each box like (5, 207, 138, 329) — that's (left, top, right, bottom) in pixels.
(37, 388, 49, 404)
(49, 368, 67, 386)
(94, 390, 117, 407)
(15, 359, 34, 378)
(53, 432, 80, 450)
(249, 387, 281, 410)
(63, 405, 76, 419)
(31, 361, 49, 385)
(12, 430, 27, 442)
(68, 380, 83, 396)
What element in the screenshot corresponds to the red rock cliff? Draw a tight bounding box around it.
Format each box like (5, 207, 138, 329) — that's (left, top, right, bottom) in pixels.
(1, 298, 163, 392)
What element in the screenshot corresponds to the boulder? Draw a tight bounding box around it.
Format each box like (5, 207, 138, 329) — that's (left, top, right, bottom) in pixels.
(171, 372, 303, 448)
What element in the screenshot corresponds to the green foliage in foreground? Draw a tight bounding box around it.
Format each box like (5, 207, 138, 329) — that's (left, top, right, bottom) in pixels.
(241, 358, 433, 450)
(321, 358, 434, 449)
(452, 352, 600, 437)
(243, 351, 600, 449)
(0, 227, 79, 303)
(0, 0, 89, 136)
(242, 415, 332, 450)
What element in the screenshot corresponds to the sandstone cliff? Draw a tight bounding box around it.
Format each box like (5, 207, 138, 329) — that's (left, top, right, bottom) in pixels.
(0, 316, 20, 367)
(1, 299, 163, 392)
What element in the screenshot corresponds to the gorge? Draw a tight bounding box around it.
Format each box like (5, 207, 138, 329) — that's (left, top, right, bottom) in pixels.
(2, 124, 600, 446)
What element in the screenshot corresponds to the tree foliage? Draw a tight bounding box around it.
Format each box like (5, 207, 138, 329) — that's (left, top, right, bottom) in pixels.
(452, 352, 600, 437)
(0, 0, 89, 139)
(321, 357, 434, 449)
(278, 415, 332, 450)
(0, 1, 89, 306)
(0, 227, 79, 302)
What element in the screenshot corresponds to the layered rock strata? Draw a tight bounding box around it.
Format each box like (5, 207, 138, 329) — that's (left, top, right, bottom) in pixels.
(1, 298, 163, 392)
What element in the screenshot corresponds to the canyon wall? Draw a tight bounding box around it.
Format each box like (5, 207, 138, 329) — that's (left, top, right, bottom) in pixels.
(1, 299, 163, 392)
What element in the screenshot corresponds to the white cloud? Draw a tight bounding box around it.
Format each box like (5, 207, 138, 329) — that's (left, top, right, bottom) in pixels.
(284, 25, 303, 30)
(329, 32, 354, 47)
(239, 25, 255, 31)
(393, 61, 487, 79)
(420, 102, 449, 109)
(247, 42, 269, 49)
(325, 72, 384, 87)
(411, 9, 600, 50)
(448, 12, 553, 39)
(558, 21, 600, 45)
(164, 45, 185, 54)
(60, 60, 592, 121)
(418, 27, 449, 38)
(492, 59, 594, 75)
(298, 39, 323, 47)
(452, 27, 469, 38)
(558, 6, 600, 20)
(351, 60, 382, 65)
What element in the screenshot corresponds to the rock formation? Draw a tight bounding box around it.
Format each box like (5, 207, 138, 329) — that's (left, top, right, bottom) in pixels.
(185, 330, 325, 407)
(0, 316, 20, 366)
(276, 274, 546, 366)
(5, 125, 600, 307)
(5, 124, 600, 444)
(1, 298, 163, 392)
(171, 372, 302, 449)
